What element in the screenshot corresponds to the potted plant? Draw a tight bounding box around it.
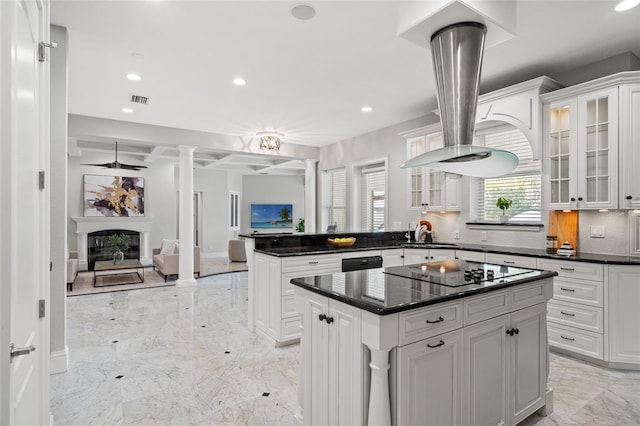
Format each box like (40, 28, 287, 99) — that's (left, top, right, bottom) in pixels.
(496, 197, 513, 223)
(295, 218, 305, 233)
(107, 233, 129, 264)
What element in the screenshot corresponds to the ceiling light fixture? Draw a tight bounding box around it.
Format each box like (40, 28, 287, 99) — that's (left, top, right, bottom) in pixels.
(121, 107, 133, 113)
(233, 77, 246, 86)
(257, 132, 283, 151)
(615, 0, 640, 11)
(126, 73, 141, 81)
(361, 106, 373, 112)
(291, 4, 316, 20)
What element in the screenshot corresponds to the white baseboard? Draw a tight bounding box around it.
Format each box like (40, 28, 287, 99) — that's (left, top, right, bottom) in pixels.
(50, 347, 69, 374)
(201, 251, 228, 258)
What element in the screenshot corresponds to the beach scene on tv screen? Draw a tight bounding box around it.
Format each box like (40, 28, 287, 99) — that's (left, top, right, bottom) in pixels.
(251, 204, 293, 228)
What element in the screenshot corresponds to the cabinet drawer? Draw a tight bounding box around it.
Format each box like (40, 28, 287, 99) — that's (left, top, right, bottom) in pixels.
(463, 290, 510, 326)
(553, 278, 603, 307)
(537, 259, 603, 281)
(548, 323, 604, 360)
(282, 294, 298, 318)
(547, 300, 603, 333)
(282, 254, 341, 274)
(485, 253, 537, 269)
(455, 250, 486, 262)
(511, 280, 552, 311)
(399, 301, 463, 346)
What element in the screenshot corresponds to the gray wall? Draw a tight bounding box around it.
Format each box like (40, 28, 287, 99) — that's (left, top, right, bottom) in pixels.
(242, 175, 305, 234)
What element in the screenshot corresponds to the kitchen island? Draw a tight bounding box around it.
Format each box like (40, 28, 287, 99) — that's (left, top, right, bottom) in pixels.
(291, 260, 557, 426)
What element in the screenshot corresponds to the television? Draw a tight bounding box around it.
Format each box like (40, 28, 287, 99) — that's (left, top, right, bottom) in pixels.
(251, 204, 293, 229)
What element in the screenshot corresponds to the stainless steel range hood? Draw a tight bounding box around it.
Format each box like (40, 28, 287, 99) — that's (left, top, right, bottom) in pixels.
(401, 22, 518, 178)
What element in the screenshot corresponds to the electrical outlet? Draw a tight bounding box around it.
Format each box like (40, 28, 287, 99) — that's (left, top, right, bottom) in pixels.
(481, 231, 487, 241)
(590, 225, 605, 238)
(454, 230, 460, 240)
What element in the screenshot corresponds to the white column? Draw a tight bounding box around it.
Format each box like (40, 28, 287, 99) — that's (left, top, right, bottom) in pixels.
(140, 230, 151, 266)
(77, 233, 88, 271)
(244, 238, 256, 331)
(367, 348, 392, 426)
(304, 159, 318, 233)
(176, 145, 196, 287)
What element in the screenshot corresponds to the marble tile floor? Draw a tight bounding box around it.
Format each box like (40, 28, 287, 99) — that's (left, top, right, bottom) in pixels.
(51, 271, 640, 425)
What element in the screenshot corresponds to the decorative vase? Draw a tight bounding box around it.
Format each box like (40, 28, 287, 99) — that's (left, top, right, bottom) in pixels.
(113, 250, 124, 264)
(499, 214, 510, 224)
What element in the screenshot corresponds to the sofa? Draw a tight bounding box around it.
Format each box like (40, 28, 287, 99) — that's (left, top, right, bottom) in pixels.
(153, 244, 201, 282)
(67, 251, 79, 291)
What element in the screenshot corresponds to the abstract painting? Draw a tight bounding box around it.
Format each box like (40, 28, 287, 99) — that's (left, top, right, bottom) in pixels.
(84, 175, 145, 217)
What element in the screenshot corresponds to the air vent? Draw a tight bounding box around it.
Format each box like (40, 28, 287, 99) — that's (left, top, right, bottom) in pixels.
(129, 94, 149, 105)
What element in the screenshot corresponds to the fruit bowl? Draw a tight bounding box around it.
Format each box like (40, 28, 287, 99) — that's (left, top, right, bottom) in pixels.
(327, 237, 356, 247)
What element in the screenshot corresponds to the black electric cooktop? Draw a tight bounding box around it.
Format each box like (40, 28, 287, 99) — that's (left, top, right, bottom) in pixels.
(384, 260, 538, 287)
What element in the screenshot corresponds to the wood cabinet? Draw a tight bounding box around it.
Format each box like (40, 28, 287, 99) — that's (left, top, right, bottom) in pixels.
(542, 83, 620, 210)
(620, 84, 640, 208)
(608, 265, 640, 365)
(296, 289, 363, 426)
(401, 124, 462, 212)
(462, 303, 547, 426)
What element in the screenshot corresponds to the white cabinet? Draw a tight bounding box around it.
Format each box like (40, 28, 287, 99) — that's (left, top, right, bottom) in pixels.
(455, 250, 486, 262)
(396, 329, 463, 426)
(537, 258, 605, 360)
(381, 248, 404, 267)
(401, 124, 462, 212)
(608, 265, 640, 365)
(254, 253, 281, 341)
(462, 303, 547, 426)
(543, 86, 619, 210)
(296, 289, 363, 426)
(404, 248, 456, 265)
(486, 253, 538, 269)
(620, 84, 640, 208)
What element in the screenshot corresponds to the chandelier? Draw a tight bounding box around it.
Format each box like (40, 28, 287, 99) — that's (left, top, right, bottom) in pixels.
(257, 132, 283, 151)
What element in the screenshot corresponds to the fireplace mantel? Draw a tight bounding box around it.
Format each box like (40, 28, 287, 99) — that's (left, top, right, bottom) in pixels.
(72, 216, 153, 270)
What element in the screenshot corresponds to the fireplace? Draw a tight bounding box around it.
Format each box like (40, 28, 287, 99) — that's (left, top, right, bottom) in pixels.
(72, 217, 152, 271)
(87, 230, 141, 270)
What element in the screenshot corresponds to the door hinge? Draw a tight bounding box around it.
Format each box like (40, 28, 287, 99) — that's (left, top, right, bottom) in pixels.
(39, 171, 45, 190)
(38, 41, 57, 62)
(39, 299, 45, 318)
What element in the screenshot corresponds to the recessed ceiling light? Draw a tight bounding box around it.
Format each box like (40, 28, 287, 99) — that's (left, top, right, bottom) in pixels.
(126, 73, 141, 81)
(121, 107, 133, 113)
(361, 106, 373, 112)
(615, 0, 640, 11)
(291, 4, 316, 20)
(233, 77, 246, 86)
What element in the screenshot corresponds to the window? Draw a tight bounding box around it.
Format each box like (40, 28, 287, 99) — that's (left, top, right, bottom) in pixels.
(471, 127, 542, 222)
(361, 163, 386, 231)
(327, 168, 346, 232)
(229, 191, 240, 230)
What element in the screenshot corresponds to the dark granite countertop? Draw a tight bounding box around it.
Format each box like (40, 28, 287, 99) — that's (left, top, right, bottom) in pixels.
(245, 232, 640, 265)
(290, 264, 557, 316)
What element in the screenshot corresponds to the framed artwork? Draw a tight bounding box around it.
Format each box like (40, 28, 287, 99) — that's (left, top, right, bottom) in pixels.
(83, 175, 145, 217)
(250, 203, 292, 228)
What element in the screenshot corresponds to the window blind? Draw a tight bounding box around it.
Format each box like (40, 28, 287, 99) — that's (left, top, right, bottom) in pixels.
(361, 164, 386, 232)
(471, 128, 542, 222)
(328, 169, 346, 232)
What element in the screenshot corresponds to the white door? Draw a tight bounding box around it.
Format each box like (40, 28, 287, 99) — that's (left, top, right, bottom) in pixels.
(0, 0, 50, 424)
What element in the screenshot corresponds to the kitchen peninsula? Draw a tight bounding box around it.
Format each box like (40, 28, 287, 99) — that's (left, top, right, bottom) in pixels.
(291, 260, 557, 426)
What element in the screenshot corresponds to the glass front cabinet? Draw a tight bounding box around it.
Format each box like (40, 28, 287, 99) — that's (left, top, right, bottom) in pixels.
(402, 124, 461, 212)
(543, 86, 619, 210)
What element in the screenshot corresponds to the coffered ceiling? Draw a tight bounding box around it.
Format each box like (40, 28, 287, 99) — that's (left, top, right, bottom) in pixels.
(51, 1, 640, 174)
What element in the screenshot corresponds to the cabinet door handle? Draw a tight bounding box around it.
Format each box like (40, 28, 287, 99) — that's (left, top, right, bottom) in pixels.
(560, 267, 575, 271)
(426, 316, 444, 324)
(626, 195, 633, 200)
(560, 335, 575, 342)
(309, 261, 319, 265)
(513, 328, 519, 335)
(325, 316, 334, 324)
(427, 340, 445, 348)
(318, 314, 327, 322)
(578, 197, 583, 201)
(560, 287, 575, 292)
(503, 260, 515, 264)
(506, 329, 514, 336)
(560, 311, 575, 317)
(570, 197, 576, 202)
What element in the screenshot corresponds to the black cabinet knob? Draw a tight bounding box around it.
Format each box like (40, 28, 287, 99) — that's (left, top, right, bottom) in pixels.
(318, 314, 327, 322)
(325, 316, 334, 324)
(578, 197, 583, 201)
(570, 197, 576, 202)
(627, 195, 633, 200)
(513, 328, 519, 335)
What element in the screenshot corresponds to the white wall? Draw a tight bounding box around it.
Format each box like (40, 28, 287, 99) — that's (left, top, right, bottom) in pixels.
(242, 175, 305, 234)
(67, 152, 177, 252)
(193, 168, 230, 255)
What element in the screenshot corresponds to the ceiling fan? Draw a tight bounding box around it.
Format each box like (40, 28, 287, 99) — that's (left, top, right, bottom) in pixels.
(82, 141, 147, 171)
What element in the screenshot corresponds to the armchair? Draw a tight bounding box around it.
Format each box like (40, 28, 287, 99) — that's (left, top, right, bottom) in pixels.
(153, 246, 201, 282)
